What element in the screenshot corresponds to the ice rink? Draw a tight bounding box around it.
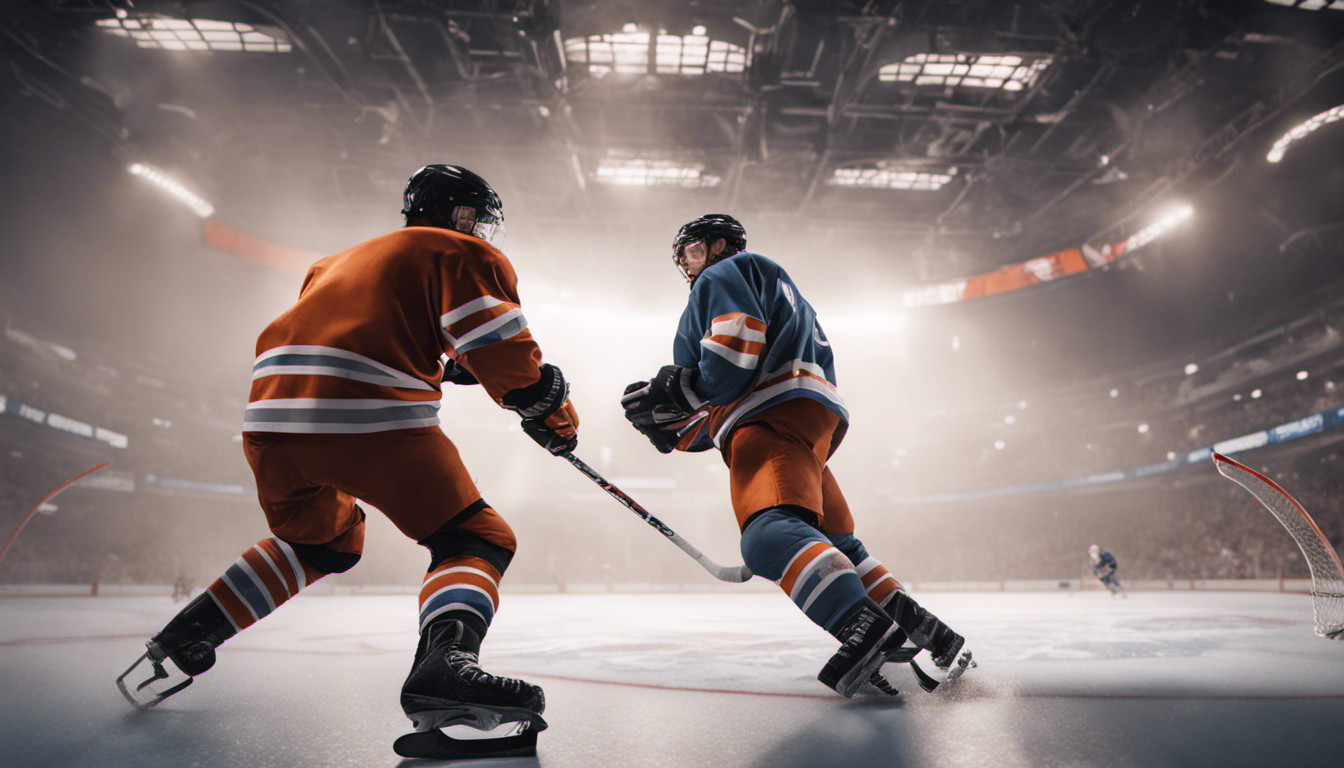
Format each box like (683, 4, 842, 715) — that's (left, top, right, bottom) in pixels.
(3, 589, 1343, 768)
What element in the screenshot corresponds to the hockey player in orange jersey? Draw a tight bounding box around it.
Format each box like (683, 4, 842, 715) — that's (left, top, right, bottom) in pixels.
(621, 214, 972, 698)
(118, 165, 574, 758)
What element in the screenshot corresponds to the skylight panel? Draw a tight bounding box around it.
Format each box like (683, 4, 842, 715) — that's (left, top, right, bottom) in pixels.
(879, 53, 1050, 92)
(564, 29, 746, 77)
(828, 167, 958, 191)
(593, 155, 721, 188)
(96, 15, 291, 53)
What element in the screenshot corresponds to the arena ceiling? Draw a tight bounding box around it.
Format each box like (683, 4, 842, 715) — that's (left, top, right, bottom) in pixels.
(3, 1, 1344, 277)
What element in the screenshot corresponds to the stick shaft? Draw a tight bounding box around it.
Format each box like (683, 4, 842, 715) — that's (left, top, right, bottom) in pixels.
(562, 453, 750, 582)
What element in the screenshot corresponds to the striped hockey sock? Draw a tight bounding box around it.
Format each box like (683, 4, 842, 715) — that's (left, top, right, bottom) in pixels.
(853, 556, 904, 608)
(778, 540, 868, 634)
(418, 555, 501, 633)
(741, 510, 870, 635)
(206, 537, 325, 632)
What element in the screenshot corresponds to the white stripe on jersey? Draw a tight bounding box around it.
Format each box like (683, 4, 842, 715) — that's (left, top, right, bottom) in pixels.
(441, 295, 505, 327)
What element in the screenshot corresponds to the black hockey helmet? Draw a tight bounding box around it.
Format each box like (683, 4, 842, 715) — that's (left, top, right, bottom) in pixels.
(672, 213, 747, 282)
(402, 164, 505, 247)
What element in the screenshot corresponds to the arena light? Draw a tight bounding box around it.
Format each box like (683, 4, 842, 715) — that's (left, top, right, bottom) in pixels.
(593, 155, 721, 188)
(1124, 204, 1193, 252)
(878, 53, 1051, 92)
(1297, 370, 1310, 381)
(829, 166, 957, 191)
(95, 16, 291, 53)
(1184, 363, 1199, 375)
(563, 29, 746, 77)
(1266, 105, 1344, 163)
(128, 163, 215, 218)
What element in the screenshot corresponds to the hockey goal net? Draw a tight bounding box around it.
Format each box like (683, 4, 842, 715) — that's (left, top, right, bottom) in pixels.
(1213, 452, 1344, 640)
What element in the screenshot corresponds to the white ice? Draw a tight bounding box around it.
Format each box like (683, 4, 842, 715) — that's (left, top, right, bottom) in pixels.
(2, 590, 1343, 767)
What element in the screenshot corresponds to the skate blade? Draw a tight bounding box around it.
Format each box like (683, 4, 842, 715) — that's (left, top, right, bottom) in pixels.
(908, 649, 975, 693)
(403, 699, 548, 734)
(116, 651, 193, 709)
(944, 649, 975, 685)
(394, 724, 539, 760)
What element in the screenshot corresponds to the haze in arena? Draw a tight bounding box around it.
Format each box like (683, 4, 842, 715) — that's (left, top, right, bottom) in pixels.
(2, 2, 1343, 767)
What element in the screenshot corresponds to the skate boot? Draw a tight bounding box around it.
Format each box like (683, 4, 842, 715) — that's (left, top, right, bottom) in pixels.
(395, 619, 547, 760)
(818, 600, 900, 698)
(116, 592, 235, 708)
(885, 591, 975, 689)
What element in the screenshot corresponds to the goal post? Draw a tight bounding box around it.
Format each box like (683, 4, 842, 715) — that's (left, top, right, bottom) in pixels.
(1212, 452, 1344, 640)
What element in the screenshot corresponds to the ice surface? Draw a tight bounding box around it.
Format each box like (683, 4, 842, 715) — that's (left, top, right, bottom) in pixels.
(2, 590, 1343, 767)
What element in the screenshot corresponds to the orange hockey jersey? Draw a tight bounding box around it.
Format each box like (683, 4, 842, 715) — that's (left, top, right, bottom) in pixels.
(243, 226, 545, 433)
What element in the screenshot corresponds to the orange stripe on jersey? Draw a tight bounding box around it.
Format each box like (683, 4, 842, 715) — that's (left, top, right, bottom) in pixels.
(777, 541, 832, 596)
(705, 335, 766, 356)
(256, 538, 300, 595)
(710, 312, 767, 334)
(208, 581, 256, 631)
(241, 546, 290, 604)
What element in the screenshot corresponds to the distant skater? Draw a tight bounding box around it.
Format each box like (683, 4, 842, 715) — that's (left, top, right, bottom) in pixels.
(1089, 544, 1126, 598)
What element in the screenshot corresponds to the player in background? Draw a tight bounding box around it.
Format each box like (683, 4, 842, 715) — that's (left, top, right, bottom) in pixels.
(620, 214, 972, 698)
(118, 165, 577, 752)
(1088, 544, 1126, 597)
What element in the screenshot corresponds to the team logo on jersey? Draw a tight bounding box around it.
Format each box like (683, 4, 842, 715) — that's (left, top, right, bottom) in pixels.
(813, 321, 830, 347)
(779, 279, 796, 311)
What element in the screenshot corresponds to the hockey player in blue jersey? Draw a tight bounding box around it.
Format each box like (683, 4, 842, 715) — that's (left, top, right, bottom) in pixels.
(620, 214, 972, 697)
(1089, 544, 1126, 597)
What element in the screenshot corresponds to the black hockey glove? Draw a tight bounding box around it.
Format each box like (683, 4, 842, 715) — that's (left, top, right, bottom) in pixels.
(621, 365, 707, 427)
(441, 357, 479, 386)
(503, 363, 578, 455)
(622, 381, 678, 453)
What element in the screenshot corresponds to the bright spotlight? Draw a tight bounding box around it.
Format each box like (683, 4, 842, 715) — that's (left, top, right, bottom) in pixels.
(993, 440, 1006, 450)
(1137, 423, 1150, 434)
(1296, 370, 1309, 381)
(128, 162, 215, 218)
(1184, 363, 1199, 375)
(1125, 204, 1193, 252)
(1267, 104, 1344, 163)
(1251, 388, 1263, 399)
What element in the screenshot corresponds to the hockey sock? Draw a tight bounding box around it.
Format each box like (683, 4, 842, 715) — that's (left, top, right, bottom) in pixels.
(419, 555, 502, 642)
(740, 509, 871, 636)
(827, 533, 904, 608)
(205, 537, 326, 633)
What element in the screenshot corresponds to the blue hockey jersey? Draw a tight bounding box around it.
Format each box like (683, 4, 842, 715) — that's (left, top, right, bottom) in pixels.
(671, 252, 847, 450)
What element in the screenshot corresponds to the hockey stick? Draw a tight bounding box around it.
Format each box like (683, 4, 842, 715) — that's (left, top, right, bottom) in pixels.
(561, 453, 752, 583)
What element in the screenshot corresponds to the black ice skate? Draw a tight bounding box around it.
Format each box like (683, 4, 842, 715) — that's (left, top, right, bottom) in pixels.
(818, 600, 900, 698)
(395, 619, 547, 760)
(116, 592, 235, 709)
(884, 591, 975, 690)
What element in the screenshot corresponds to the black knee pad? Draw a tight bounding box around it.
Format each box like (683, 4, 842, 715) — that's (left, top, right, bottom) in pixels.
(419, 499, 515, 575)
(286, 540, 362, 574)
